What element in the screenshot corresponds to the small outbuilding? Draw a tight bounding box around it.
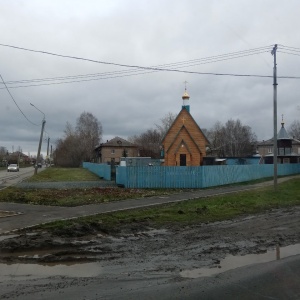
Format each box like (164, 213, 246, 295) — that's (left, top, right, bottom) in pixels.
(256, 119, 300, 164)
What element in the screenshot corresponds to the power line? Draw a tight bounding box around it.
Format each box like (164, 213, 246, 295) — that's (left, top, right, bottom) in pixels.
(0, 43, 274, 89)
(1, 43, 300, 90)
(0, 74, 39, 126)
(1, 49, 271, 84)
(1, 49, 270, 84)
(278, 44, 300, 52)
(278, 50, 300, 57)
(0, 70, 276, 90)
(0, 43, 272, 70)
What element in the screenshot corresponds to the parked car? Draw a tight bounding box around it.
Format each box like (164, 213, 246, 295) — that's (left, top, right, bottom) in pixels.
(7, 164, 19, 172)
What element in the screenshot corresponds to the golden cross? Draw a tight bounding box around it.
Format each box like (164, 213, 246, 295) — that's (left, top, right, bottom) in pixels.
(183, 80, 188, 91)
(182, 117, 186, 124)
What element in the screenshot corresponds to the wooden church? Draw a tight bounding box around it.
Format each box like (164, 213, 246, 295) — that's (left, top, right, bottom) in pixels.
(161, 89, 209, 166)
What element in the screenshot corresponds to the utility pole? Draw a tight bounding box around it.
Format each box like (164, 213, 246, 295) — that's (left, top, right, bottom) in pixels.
(271, 44, 278, 189)
(50, 144, 53, 166)
(30, 103, 46, 175)
(47, 137, 50, 166)
(35, 119, 46, 175)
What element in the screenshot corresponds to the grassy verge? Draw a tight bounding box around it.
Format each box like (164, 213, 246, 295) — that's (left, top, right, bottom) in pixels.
(26, 167, 100, 182)
(37, 178, 300, 235)
(0, 187, 177, 206)
(0, 167, 179, 206)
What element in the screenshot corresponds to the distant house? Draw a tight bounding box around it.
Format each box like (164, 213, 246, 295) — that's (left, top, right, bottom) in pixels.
(95, 137, 139, 165)
(256, 120, 300, 164)
(161, 89, 209, 166)
(9, 151, 31, 165)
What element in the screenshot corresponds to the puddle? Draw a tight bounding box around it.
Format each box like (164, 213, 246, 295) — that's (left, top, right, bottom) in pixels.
(180, 243, 300, 278)
(0, 262, 102, 281)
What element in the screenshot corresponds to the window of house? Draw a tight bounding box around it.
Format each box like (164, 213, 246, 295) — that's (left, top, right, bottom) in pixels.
(268, 147, 273, 154)
(278, 148, 284, 155)
(111, 149, 115, 154)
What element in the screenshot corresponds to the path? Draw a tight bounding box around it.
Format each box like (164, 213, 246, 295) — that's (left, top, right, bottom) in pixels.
(0, 175, 299, 234)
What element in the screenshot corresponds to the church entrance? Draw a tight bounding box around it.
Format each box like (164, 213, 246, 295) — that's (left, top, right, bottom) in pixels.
(180, 154, 186, 166)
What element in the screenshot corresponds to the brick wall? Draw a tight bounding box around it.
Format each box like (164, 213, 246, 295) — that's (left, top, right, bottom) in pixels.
(101, 147, 138, 163)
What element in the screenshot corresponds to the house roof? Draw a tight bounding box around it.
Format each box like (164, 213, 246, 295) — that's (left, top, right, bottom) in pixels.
(100, 136, 137, 148)
(11, 151, 29, 158)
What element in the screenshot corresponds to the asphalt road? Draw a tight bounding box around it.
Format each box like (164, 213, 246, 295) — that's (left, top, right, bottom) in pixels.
(0, 166, 41, 189)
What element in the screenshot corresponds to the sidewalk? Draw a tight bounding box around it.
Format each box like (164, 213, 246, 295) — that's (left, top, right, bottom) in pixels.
(0, 175, 299, 234)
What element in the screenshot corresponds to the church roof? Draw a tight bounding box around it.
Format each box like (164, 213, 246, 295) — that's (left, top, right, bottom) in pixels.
(256, 120, 298, 145)
(277, 122, 291, 140)
(161, 107, 210, 146)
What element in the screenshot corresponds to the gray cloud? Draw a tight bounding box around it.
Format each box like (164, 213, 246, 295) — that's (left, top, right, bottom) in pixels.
(1, 0, 300, 156)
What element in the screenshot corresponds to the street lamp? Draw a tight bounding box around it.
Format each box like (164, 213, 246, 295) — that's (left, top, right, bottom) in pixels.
(30, 103, 46, 175)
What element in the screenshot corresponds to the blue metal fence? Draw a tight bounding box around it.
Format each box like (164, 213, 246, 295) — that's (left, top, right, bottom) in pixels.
(83, 162, 300, 188)
(83, 162, 111, 181)
(116, 164, 300, 188)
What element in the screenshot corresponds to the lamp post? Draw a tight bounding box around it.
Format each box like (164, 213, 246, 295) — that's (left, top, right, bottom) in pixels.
(30, 103, 46, 175)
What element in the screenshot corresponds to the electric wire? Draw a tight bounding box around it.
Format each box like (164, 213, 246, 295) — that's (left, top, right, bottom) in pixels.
(1, 44, 300, 90)
(0, 43, 272, 70)
(278, 44, 300, 52)
(278, 51, 300, 57)
(0, 43, 274, 89)
(2, 49, 269, 84)
(3, 48, 270, 84)
(0, 74, 40, 126)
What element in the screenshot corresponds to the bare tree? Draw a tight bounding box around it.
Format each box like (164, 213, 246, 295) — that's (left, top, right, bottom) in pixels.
(155, 112, 176, 138)
(129, 113, 176, 158)
(131, 129, 161, 158)
(54, 112, 102, 167)
(0, 146, 8, 166)
(76, 112, 102, 161)
(206, 121, 226, 157)
(288, 120, 300, 140)
(0, 146, 7, 156)
(64, 121, 75, 137)
(207, 119, 256, 157)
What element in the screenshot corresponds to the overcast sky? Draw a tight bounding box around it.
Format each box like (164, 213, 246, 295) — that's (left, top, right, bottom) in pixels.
(1, 0, 300, 157)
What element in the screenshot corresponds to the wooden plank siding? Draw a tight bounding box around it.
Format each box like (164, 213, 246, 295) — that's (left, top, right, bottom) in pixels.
(162, 108, 209, 166)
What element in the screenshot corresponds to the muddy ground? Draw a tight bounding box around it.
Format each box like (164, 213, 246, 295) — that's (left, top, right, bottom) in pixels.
(1, 206, 300, 270)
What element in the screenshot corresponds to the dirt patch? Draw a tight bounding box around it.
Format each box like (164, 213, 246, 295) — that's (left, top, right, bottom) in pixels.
(0, 206, 299, 269)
